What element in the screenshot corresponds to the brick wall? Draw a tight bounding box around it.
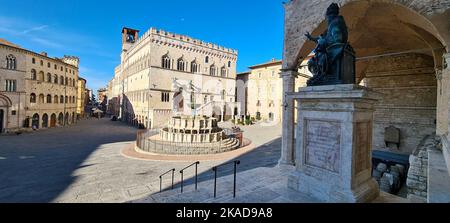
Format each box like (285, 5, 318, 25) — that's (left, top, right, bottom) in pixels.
(364, 53, 437, 154)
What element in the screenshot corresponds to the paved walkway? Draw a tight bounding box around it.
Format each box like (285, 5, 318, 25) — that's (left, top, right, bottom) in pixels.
(0, 119, 282, 203)
(135, 165, 410, 203)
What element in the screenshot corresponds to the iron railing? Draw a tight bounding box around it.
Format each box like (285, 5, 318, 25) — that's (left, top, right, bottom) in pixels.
(159, 168, 175, 193)
(212, 160, 240, 198)
(179, 161, 200, 193)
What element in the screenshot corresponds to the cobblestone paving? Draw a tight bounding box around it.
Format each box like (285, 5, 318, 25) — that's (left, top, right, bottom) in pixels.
(0, 119, 281, 203)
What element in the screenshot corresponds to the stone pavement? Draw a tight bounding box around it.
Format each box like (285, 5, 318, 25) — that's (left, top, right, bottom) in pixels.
(0, 119, 282, 203)
(134, 165, 411, 203)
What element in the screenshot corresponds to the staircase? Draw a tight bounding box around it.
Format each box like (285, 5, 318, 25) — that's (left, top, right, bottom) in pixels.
(133, 165, 320, 203)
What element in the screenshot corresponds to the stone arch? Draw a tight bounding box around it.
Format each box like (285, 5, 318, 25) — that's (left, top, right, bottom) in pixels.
(282, 0, 450, 154)
(32, 113, 39, 129)
(212, 105, 222, 121)
(58, 112, 64, 126)
(0, 94, 12, 107)
(283, 0, 449, 71)
(42, 113, 48, 128)
(38, 71, 45, 82)
(0, 94, 12, 133)
(50, 113, 56, 127)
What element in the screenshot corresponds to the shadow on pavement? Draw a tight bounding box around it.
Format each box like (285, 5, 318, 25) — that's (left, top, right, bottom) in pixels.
(0, 119, 137, 203)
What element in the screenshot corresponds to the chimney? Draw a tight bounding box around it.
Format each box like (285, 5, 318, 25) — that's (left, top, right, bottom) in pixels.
(40, 52, 48, 57)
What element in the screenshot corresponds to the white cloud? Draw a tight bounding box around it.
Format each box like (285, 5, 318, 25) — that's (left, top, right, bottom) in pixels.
(30, 37, 64, 49)
(22, 25, 49, 34)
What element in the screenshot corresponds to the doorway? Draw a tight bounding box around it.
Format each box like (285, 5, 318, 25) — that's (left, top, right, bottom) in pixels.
(32, 113, 39, 129)
(0, 109, 4, 133)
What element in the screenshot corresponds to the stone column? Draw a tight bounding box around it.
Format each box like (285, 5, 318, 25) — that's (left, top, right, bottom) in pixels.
(278, 69, 297, 166)
(445, 53, 450, 137)
(439, 53, 450, 171)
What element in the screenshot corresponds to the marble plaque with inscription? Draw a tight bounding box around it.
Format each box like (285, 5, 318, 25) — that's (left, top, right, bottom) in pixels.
(305, 120, 341, 173)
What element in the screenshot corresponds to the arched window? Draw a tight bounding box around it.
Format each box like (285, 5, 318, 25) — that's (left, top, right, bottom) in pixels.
(161, 54, 171, 69)
(54, 95, 58, 104)
(228, 61, 231, 68)
(65, 96, 68, 103)
(31, 69, 37, 80)
(177, 58, 185, 71)
(30, 93, 36, 103)
(53, 74, 58, 84)
(221, 90, 226, 100)
(65, 77, 68, 85)
(60, 76, 64, 85)
(46, 94, 52, 103)
(73, 96, 76, 103)
(6, 54, 16, 70)
(190, 60, 198, 73)
(210, 65, 216, 76)
(60, 95, 64, 103)
(221, 66, 227, 77)
(47, 73, 52, 82)
(205, 56, 209, 63)
(38, 71, 44, 81)
(39, 94, 45, 103)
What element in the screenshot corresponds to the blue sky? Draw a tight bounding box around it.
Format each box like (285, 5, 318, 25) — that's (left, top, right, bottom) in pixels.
(0, 0, 285, 92)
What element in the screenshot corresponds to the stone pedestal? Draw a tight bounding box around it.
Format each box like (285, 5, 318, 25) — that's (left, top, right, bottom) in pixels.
(288, 84, 381, 202)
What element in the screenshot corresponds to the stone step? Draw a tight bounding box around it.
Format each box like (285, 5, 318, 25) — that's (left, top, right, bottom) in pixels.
(135, 166, 297, 203)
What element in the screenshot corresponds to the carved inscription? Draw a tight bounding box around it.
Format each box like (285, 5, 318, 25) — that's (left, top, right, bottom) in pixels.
(355, 122, 370, 174)
(305, 120, 341, 173)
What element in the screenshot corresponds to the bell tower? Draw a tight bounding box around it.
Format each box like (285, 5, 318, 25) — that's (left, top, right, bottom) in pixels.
(121, 27, 139, 52)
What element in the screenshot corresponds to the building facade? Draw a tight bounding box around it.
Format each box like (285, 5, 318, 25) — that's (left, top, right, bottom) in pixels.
(97, 87, 107, 112)
(77, 77, 87, 119)
(97, 88, 107, 104)
(237, 59, 310, 123)
(108, 27, 238, 129)
(0, 39, 80, 133)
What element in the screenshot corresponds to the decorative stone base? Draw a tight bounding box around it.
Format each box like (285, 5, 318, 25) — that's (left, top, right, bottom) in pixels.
(288, 171, 379, 202)
(288, 84, 381, 203)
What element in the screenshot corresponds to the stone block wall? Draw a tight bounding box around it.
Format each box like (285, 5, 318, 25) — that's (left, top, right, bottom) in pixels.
(406, 135, 440, 199)
(363, 53, 437, 154)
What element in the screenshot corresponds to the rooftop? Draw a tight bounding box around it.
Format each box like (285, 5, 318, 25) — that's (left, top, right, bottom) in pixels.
(128, 27, 238, 55)
(248, 59, 282, 69)
(0, 38, 21, 48)
(237, 71, 251, 76)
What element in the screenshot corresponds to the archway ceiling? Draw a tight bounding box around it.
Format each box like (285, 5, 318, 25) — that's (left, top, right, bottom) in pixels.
(303, 2, 443, 81)
(344, 2, 432, 58)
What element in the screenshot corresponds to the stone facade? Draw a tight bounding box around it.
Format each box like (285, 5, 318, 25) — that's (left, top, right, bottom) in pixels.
(239, 59, 309, 123)
(77, 77, 87, 118)
(108, 27, 238, 129)
(0, 40, 80, 133)
(406, 135, 440, 199)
